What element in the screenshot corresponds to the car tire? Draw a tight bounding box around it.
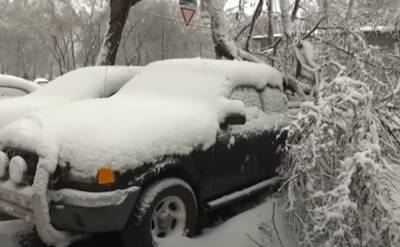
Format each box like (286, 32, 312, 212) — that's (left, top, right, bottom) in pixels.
(121, 178, 198, 247)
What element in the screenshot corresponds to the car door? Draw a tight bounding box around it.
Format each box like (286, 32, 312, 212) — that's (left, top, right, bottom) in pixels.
(254, 85, 289, 180)
(210, 85, 288, 198)
(211, 86, 269, 196)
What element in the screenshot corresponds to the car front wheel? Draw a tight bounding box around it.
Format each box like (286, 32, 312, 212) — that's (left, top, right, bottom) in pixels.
(121, 178, 198, 247)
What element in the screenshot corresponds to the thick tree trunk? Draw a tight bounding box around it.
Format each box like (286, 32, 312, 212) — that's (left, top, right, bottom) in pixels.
(96, 0, 141, 66)
(205, 0, 264, 62)
(266, 0, 274, 47)
(279, 0, 292, 36)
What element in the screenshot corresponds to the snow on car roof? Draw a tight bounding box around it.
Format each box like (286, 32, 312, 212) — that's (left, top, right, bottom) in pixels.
(117, 58, 283, 116)
(0, 59, 284, 175)
(0, 66, 141, 128)
(119, 58, 282, 95)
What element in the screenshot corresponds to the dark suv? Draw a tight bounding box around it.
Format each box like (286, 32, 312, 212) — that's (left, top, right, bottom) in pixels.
(0, 59, 290, 247)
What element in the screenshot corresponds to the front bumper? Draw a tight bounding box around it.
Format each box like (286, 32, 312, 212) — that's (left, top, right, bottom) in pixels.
(49, 186, 140, 232)
(0, 162, 140, 246)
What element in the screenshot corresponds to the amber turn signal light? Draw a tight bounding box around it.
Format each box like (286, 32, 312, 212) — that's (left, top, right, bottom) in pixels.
(97, 167, 116, 185)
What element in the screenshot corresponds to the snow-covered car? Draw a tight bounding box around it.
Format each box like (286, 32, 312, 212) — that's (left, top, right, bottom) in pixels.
(0, 59, 290, 247)
(0, 66, 141, 128)
(0, 75, 40, 99)
(34, 78, 49, 86)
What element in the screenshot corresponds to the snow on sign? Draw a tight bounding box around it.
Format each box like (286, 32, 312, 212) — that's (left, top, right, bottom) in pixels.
(179, 0, 197, 26)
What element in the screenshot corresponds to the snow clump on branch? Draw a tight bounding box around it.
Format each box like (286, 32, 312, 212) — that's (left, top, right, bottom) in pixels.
(280, 75, 400, 246)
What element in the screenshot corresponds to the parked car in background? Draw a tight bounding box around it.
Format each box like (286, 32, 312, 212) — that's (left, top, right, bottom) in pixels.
(0, 59, 290, 247)
(0, 75, 40, 99)
(34, 78, 49, 86)
(0, 66, 141, 128)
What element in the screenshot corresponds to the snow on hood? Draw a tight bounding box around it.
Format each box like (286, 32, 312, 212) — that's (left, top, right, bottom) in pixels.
(0, 59, 283, 176)
(0, 66, 141, 128)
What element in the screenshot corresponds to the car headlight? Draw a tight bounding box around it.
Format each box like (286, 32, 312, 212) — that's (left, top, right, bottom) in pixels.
(9, 156, 28, 184)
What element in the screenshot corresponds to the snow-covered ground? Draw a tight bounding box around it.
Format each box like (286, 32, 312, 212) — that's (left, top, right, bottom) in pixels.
(164, 197, 296, 247)
(0, 220, 36, 247)
(0, 196, 295, 247)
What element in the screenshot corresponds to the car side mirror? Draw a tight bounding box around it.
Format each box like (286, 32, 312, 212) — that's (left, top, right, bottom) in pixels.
(221, 113, 246, 128)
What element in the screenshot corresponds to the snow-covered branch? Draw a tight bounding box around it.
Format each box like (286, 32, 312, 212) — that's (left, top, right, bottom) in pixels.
(280, 74, 400, 246)
(204, 0, 264, 63)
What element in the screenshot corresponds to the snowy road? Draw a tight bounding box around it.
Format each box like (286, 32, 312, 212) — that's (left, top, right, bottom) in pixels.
(0, 195, 295, 247)
(0, 221, 125, 247)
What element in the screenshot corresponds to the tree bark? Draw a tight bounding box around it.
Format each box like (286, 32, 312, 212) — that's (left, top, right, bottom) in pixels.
(205, 0, 264, 63)
(322, 0, 329, 25)
(96, 0, 142, 66)
(346, 0, 355, 20)
(291, 0, 301, 21)
(266, 0, 274, 46)
(279, 0, 292, 37)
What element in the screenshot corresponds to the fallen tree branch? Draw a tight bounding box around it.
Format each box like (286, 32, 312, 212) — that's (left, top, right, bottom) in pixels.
(260, 38, 282, 53)
(206, 0, 265, 63)
(206, 0, 307, 98)
(246, 233, 264, 247)
(285, 74, 307, 96)
(234, 23, 252, 40)
(272, 202, 284, 247)
(302, 16, 325, 40)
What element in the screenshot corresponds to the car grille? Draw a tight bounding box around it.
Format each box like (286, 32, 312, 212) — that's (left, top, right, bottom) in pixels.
(3, 147, 39, 185)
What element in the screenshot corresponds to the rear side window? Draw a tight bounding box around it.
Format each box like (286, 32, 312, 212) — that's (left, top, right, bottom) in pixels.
(260, 87, 288, 113)
(228, 86, 286, 137)
(229, 86, 287, 113)
(229, 87, 262, 109)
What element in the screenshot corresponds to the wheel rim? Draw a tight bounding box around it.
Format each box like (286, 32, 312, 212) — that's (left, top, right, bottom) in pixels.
(150, 195, 187, 240)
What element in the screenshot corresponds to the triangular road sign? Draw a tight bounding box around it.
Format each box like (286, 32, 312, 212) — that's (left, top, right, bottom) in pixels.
(180, 7, 196, 26)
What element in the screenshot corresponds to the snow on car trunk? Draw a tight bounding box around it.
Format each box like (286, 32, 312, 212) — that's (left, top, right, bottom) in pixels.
(0, 220, 32, 247)
(0, 66, 141, 128)
(0, 59, 283, 176)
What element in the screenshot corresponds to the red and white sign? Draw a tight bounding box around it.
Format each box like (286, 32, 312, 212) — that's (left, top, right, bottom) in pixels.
(179, 0, 197, 26)
(180, 7, 196, 26)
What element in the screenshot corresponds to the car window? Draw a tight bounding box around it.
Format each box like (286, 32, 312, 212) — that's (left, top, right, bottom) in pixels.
(226, 86, 287, 138)
(0, 87, 27, 99)
(260, 87, 288, 113)
(227, 86, 266, 135)
(229, 86, 262, 109)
